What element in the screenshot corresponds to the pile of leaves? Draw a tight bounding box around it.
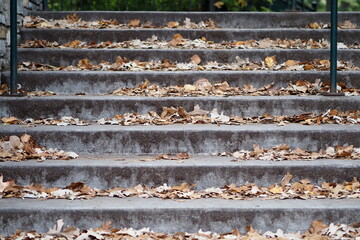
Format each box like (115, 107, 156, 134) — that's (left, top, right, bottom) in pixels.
(307, 20, 359, 29)
(98, 106, 360, 126)
(1, 116, 89, 126)
(19, 36, 359, 50)
(18, 56, 360, 72)
(23, 14, 218, 29)
(1, 173, 360, 200)
(4, 219, 360, 240)
(0, 84, 56, 96)
(0, 134, 78, 162)
(111, 79, 360, 96)
(230, 144, 360, 161)
(2, 108, 359, 127)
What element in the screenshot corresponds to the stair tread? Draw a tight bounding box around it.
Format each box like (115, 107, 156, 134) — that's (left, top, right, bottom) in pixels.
(1, 123, 359, 131)
(3, 197, 360, 209)
(2, 157, 359, 167)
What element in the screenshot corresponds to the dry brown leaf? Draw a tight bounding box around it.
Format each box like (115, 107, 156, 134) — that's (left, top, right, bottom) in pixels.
(167, 21, 179, 28)
(190, 54, 201, 65)
(281, 172, 293, 187)
(0, 174, 10, 193)
(308, 22, 320, 29)
(173, 33, 184, 40)
(1, 116, 20, 124)
(264, 55, 277, 69)
(128, 19, 141, 27)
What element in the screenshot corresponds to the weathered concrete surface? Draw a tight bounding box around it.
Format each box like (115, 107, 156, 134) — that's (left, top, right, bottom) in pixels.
(1, 95, 359, 119)
(17, 48, 360, 66)
(1, 158, 359, 189)
(3, 71, 360, 94)
(1, 198, 359, 235)
(19, 28, 360, 43)
(0, 124, 358, 154)
(30, 11, 360, 29)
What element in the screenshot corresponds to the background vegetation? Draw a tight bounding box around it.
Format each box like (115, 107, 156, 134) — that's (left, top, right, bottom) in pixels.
(46, 0, 360, 11)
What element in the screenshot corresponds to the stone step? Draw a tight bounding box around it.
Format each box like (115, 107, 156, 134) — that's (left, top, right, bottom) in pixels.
(3, 71, 360, 94)
(0, 124, 358, 154)
(20, 28, 360, 44)
(1, 158, 359, 189)
(18, 48, 360, 66)
(1, 197, 359, 235)
(30, 11, 360, 29)
(1, 95, 359, 119)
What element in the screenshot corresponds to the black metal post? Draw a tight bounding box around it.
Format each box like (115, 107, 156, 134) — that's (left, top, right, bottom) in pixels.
(10, 0, 18, 95)
(330, 0, 338, 93)
(209, 0, 215, 11)
(323, 0, 344, 96)
(43, 0, 48, 10)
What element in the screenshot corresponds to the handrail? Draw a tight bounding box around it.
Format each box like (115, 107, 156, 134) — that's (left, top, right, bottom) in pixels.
(330, 0, 338, 93)
(10, 0, 18, 95)
(323, 0, 343, 96)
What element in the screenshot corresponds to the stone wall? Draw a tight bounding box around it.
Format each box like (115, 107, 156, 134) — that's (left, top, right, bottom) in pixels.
(0, 0, 44, 73)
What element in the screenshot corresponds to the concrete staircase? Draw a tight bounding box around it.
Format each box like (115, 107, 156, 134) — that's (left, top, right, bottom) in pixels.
(0, 11, 360, 235)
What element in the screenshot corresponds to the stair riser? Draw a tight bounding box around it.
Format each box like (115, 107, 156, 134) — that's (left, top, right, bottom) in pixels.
(1, 204, 359, 235)
(1, 162, 359, 189)
(18, 49, 360, 66)
(20, 29, 360, 44)
(0, 125, 358, 154)
(32, 11, 360, 29)
(3, 71, 360, 94)
(1, 97, 359, 119)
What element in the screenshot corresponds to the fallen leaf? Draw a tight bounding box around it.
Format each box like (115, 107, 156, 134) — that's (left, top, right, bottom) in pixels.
(190, 54, 201, 64)
(264, 56, 277, 69)
(127, 19, 141, 27)
(167, 21, 179, 28)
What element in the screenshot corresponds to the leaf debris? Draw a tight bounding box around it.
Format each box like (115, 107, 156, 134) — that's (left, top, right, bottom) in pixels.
(231, 144, 360, 161)
(0, 134, 78, 162)
(307, 20, 359, 29)
(0, 84, 56, 96)
(18, 56, 359, 72)
(23, 14, 218, 29)
(110, 79, 360, 96)
(4, 219, 360, 240)
(20, 37, 359, 49)
(1, 173, 360, 200)
(3, 108, 360, 127)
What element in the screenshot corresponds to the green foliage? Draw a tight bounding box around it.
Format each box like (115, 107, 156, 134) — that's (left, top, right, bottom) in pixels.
(47, 0, 360, 11)
(215, 0, 273, 11)
(48, 0, 205, 11)
(305, 0, 360, 11)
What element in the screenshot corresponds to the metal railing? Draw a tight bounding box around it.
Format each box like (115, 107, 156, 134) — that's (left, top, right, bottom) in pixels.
(10, 0, 17, 95)
(323, 0, 343, 96)
(8, 0, 342, 96)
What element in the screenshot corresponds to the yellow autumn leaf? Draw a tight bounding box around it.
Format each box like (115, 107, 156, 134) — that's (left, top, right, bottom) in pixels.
(214, 1, 224, 8)
(264, 56, 277, 69)
(269, 186, 283, 194)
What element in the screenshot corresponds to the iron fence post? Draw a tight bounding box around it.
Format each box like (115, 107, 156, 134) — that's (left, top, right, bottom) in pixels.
(209, 0, 215, 11)
(323, 0, 344, 96)
(43, 0, 48, 10)
(330, 0, 338, 93)
(10, 0, 18, 95)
